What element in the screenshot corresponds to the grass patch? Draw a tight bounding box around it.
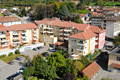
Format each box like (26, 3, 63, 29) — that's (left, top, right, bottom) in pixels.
(74, 10, 89, 14)
(0, 54, 23, 63)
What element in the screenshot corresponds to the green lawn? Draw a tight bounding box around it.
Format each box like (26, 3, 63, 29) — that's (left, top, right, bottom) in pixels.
(0, 54, 23, 63)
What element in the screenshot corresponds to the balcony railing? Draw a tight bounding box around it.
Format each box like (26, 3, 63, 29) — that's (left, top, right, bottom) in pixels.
(1, 43, 9, 47)
(64, 29, 71, 32)
(13, 41, 20, 43)
(59, 33, 63, 35)
(77, 48, 84, 51)
(13, 32, 20, 35)
(13, 37, 20, 39)
(64, 33, 70, 36)
(95, 37, 98, 40)
(59, 29, 63, 31)
(1, 39, 9, 42)
(47, 27, 53, 29)
(64, 38, 68, 40)
(22, 32, 26, 34)
(34, 33, 37, 36)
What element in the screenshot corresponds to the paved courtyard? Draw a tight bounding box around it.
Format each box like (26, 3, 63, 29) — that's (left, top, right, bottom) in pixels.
(22, 46, 49, 59)
(0, 58, 25, 80)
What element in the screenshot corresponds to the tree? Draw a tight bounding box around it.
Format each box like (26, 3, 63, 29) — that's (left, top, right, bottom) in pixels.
(80, 56, 91, 66)
(63, 73, 75, 80)
(46, 52, 66, 68)
(96, 0, 105, 6)
(23, 66, 35, 80)
(58, 6, 71, 19)
(72, 61, 83, 76)
(113, 36, 120, 46)
(71, 15, 83, 23)
(21, 8, 26, 16)
(35, 62, 57, 80)
(15, 49, 20, 54)
(32, 54, 45, 66)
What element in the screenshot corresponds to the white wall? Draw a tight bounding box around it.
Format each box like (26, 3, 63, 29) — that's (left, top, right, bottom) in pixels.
(2, 21, 22, 27)
(0, 43, 44, 56)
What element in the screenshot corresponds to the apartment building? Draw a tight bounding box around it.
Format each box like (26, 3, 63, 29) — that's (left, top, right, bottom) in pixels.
(108, 46, 120, 72)
(101, 16, 120, 38)
(7, 23, 39, 47)
(35, 18, 106, 56)
(68, 29, 96, 56)
(91, 14, 105, 27)
(0, 16, 22, 27)
(0, 25, 10, 50)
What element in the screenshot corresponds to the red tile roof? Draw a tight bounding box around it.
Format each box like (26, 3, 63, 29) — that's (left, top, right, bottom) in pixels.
(55, 41, 68, 48)
(0, 16, 21, 23)
(7, 23, 38, 31)
(0, 24, 5, 28)
(0, 27, 10, 36)
(69, 29, 96, 40)
(113, 63, 120, 69)
(90, 26, 106, 33)
(82, 62, 101, 79)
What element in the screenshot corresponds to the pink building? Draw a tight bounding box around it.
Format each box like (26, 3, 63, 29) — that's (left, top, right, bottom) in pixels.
(90, 26, 106, 49)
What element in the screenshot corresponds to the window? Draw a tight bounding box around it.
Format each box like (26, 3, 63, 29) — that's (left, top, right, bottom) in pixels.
(74, 44, 76, 48)
(74, 39, 76, 42)
(71, 49, 73, 52)
(116, 57, 120, 61)
(71, 39, 74, 42)
(72, 44, 74, 47)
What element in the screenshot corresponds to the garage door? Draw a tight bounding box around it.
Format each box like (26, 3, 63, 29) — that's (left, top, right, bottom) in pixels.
(24, 47, 31, 51)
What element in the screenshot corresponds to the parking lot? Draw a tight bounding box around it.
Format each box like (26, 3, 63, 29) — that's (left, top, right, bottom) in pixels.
(0, 57, 25, 80)
(22, 46, 49, 59)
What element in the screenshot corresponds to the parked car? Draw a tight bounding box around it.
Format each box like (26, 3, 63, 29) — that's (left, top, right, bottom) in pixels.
(17, 67, 26, 73)
(50, 48, 56, 52)
(15, 57, 22, 61)
(8, 61, 14, 65)
(42, 52, 49, 57)
(32, 48, 38, 51)
(6, 73, 21, 80)
(37, 46, 43, 49)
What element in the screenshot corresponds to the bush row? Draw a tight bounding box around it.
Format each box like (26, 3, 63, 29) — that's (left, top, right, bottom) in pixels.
(0, 50, 20, 58)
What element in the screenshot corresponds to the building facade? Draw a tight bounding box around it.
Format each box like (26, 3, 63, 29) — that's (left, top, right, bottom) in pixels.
(108, 47, 120, 72)
(0, 16, 22, 27)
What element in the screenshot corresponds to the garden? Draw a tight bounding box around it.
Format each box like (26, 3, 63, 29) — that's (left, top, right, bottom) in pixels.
(0, 49, 25, 63)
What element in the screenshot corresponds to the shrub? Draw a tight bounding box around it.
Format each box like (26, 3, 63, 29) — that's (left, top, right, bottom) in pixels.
(30, 77, 37, 80)
(8, 52, 13, 56)
(1, 54, 7, 58)
(15, 50, 20, 54)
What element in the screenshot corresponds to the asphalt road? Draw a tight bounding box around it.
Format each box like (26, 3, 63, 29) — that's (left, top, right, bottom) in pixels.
(0, 58, 25, 80)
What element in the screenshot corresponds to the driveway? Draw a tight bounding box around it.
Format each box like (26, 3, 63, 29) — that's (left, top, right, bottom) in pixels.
(22, 46, 49, 59)
(0, 57, 25, 80)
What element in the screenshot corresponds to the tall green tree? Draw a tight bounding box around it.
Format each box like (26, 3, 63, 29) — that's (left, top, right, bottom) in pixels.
(35, 62, 57, 80)
(46, 52, 66, 68)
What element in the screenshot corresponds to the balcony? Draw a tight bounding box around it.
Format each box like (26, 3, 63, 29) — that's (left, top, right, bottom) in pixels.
(1, 43, 9, 47)
(59, 37, 63, 39)
(64, 37, 68, 40)
(1, 39, 9, 42)
(77, 41, 87, 45)
(50, 35, 54, 37)
(43, 31, 47, 33)
(64, 29, 71, 32)
(13, 32, 20, 35)
(95, 42, 98, 45)
(22, 32, 26, 34)
(0, 34, 6, 38)
(47, 27, 53, 29)
(34, 30, 37, 33)
(34, 33, 37, 36)
(22, 39, 27, 43)
(77, 48, 84, 51)
(13, 37, 20, 39)
(34, 38, 37, 40)
(59, 33, 63, 35)
(59, 29, 63, 31)
(47, 31, 53, 33)
(64, 33, 70, 36)
(95, 37, 98, 40)
(43, 26, 47, 29)
(13, 41, 20, 43)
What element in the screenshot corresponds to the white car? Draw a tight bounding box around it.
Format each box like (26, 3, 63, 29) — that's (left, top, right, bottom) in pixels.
(50, 48, 56, 52)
